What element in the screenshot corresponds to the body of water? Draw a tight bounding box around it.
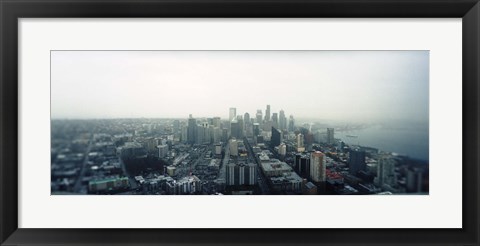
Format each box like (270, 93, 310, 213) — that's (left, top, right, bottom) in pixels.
(335, 124, 429, 161)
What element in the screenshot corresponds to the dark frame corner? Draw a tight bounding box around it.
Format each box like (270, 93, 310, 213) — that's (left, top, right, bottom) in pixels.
(1, 0, 479, 245)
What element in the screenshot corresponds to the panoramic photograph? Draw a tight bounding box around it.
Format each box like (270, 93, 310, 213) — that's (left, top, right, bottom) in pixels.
(50, 50, 429, 195)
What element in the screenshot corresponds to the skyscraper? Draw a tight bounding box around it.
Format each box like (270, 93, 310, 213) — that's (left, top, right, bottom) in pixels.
(406, 167, 423, 193)
(295, 153, 311, 178)
(253, 123, 260, 136)
(297, 133, 305, 152)
(230, 120, 240, 139)
(229, 107, 236, 122)
(310, 151, 326, 182)
(236, 115, 244, 139)
(244, 112, 250, 127)
(256, 110, 263, 124)
(244, 112, 252, 137)
(229, 138, 239, 156)
(279, 110, 287, 130)
(376, 157, 397, 188)
(288, 115, 295, 132)
(272, 112, 278, 128)
(226, 163, 257, 186)
(265, 105, 271, 121)
(349, 149, 366, 175)
(196, 124, 204, 144)
(327, 128, 335, 144)
(271, 127, 281, 148)
(187, 115, 197, 144)
(212, 117, 221, 128)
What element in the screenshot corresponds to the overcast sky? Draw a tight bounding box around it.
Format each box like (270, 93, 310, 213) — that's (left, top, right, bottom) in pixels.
(51, 50, 429, 123)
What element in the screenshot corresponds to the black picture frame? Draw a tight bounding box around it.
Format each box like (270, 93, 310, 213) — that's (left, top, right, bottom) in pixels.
(1, 0, 479, 245)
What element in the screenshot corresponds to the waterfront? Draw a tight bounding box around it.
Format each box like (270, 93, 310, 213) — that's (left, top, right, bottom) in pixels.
(336, 123, 428, 161)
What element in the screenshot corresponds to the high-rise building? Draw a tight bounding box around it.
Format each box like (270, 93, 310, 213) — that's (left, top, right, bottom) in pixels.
(279, 110, 287, 130)
(230, 120, 240, 139)
(295, 153, 311, 178)
(310, 151, 326, 182)
(272, 113, 278, 128)
(157, 144, 169, 158)
(222, 128, 229, 142)
(229, 138, 239, 156)
(244, 112, 250, 128)
(181, 125, 188, 143)
(406, 167, 423, 193)
(256, 110, 263, 125)
(173, 120, 180, 133)
(196, 125, 204, 144)
(327, 128, 335, 144)
(212, 117, 221, 128)
(263, 120, 272, 132)
(288, 115, 295, 132)
(304, 132, 314, 146)
(278, 143, 287, 156)
(236, 116, 244, 139)
(187, 115, 197, 144)
(376, 157, 397, 188)
(265, 105, 271, 121)
(297, 133, 305, 152)
(271, 127, 281, 148)
(349, 149, 366, 175)
(229, 107, 236, 122)
(226, 163, 257, 186)
(213, 127, 221, 144)
(253, 123, 260, 136)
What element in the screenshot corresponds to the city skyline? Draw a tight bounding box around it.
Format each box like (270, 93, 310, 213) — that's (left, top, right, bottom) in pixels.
(51, 51, 429, 124)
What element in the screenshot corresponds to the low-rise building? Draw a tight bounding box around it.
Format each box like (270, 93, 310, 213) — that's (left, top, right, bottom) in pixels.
(270, 172, 303, 193)
(88, 176, 129, 193)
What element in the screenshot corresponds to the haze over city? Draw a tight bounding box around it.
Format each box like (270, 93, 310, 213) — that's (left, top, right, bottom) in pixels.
(51, 50, 429, 195)
(51, 50, 429, 124)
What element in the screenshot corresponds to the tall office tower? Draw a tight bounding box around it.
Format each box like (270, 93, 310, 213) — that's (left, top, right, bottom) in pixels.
(263, 120, 272, 132)
(230, 120, 240, 139)
(173, 120, 180, 133)
(271, 127, 282, 148)
(272, 113, 278, 128)
(222, 128, 229, 142)
(212, 117, 221, 128)
(213, 127, 221, 144)
(327, 128, 335, 144)
(305, 132, 314, 146)
(256, 110, 263, 124)
(406, 167, 423, 193)
(297, 133, 305, 152)
(236, 115, 244, 138)
(196, 125, 204, 144)
(229, 107, 237, 122)
(244, 112, 250, 124)
(253, 123, 260, 136)
(187, 115, 197, 144)
(226, 163, 257, 186)
(295, 153, 311, 178)
(265, 105, 271, 121)
(310, 151, 326, 182)
(244, 112, 250, 128)
(181, 125, 188, 143)
(376, 157, 397, 188)
(229, 138, 239, 156)
(202, 123, 210, 144)
(279, 110, 287, 130)
(349, 148, 366, 175)
(288, 115, 295, 132)
(278, 143, 287, 156)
